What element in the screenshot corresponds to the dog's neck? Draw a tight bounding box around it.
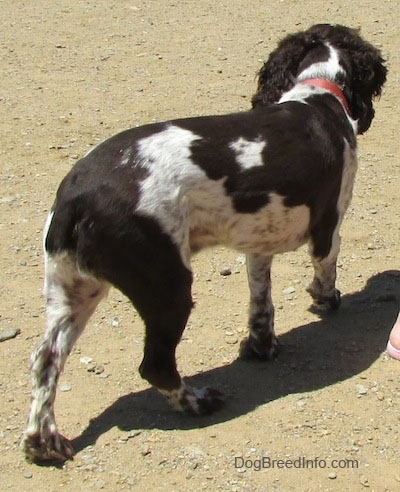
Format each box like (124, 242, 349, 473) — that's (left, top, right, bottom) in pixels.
(299, 78, 352, 117)
(295, 43, 352, 117)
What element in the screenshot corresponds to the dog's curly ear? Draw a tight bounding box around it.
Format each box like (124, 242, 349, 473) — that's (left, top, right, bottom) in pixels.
(350, 49, 387, 134)
(251, 31, 318, 107)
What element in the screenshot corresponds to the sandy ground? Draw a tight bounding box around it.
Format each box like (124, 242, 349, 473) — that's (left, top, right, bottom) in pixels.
(1, 1, 399, 490)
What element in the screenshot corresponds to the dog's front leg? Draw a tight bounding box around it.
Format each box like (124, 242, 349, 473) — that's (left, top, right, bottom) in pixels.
(306, 231, 341, 310)
(239, 253, 278, 360)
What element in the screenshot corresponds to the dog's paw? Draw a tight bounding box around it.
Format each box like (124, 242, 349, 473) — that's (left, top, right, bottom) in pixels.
(238, 335, 278, 360)
(185, 387, 225, 415)
(306, 285, 341, 311)
(162, 384, 224, 415)
(21, 431, 74, 463)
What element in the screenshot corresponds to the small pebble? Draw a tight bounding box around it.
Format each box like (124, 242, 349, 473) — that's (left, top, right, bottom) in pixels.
(225, 336, 238, 345)
(23, 471, 33, 479)
(356, 384, 368, 395)
(87, 364, 105, 374)
(59, 384, 72, 392)
(283, 287, 296, 294)
(0, 328, 21, 342)
(94, 364, 105, 375)
(108, 317, 119, 327)
(236, 255, 246, 265)
(220, 267, 232, 276)
(80, 356, 93, 365)
(328, 472, 337, 479)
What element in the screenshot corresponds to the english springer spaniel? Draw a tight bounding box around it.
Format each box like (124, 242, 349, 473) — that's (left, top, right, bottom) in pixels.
(22, 24, 386, 462)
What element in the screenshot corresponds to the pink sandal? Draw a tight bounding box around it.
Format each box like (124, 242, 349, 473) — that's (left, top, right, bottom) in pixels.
(387, 339, 400, 361)
(386, 311, 400, 361)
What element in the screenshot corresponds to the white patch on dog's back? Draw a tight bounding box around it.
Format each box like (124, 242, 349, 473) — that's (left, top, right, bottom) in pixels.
(136, 125, 207, 266)
(136, 125, 204, 202)
(136, 125, 204, 217)
(229, 137, 266, 169)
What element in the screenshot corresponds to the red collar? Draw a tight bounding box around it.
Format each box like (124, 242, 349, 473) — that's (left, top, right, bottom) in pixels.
(300, 78, 352, 117)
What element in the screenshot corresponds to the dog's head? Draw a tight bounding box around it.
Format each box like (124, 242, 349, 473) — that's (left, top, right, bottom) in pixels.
(252, 24, 387, 134)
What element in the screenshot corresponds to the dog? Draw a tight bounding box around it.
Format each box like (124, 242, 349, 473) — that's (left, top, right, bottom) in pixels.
(22, 24, 386, 462)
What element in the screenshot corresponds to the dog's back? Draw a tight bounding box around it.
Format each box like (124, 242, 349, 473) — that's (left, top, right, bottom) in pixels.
(47, 99, 355, 267)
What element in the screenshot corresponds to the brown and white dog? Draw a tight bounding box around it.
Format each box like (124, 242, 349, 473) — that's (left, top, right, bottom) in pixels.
(22, 24, 386, 462)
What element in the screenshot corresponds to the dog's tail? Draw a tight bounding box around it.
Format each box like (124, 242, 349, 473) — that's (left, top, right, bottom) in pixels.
(44, 198, 80, 256)
(44, 162, 91, 256)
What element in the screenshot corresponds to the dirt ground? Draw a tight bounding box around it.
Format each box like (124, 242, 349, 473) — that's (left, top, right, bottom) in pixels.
(1, 1, 399, 490)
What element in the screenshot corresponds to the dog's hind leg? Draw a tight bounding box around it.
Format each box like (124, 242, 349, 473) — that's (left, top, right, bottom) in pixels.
(79, 213, 225, 416)
(239, 253, 278, 360)
(22, 253, 108, 462)
(138, 285, 224, 415)
(132, 254, 224, 415)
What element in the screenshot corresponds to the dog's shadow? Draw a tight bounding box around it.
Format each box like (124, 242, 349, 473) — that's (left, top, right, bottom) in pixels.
(72, 270, 399, 453)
